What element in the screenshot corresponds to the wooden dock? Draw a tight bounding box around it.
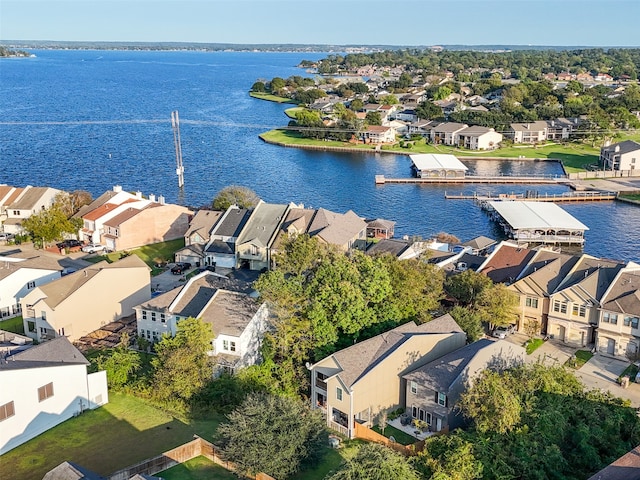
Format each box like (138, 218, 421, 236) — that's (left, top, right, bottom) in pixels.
(444, 191, 617, 202)
(375, 175, 564, 185)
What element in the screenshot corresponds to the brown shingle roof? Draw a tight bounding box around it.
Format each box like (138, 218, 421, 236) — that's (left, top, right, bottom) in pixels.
(601, 269, 640, 315)
(0, 255, 62, 281)
(479, 243, 536, 284)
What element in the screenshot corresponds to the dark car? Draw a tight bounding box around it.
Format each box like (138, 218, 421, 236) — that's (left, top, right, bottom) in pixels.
(56, 239, 83, 251)
(170, 262, 192, 275)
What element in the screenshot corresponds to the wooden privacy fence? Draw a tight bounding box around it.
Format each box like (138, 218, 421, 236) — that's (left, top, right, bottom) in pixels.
(353, 423, 425, 456)
(108, 436, 275, 480)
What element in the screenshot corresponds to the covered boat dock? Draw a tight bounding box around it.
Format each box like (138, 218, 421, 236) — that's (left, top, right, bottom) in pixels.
(486, 201, 589, 246)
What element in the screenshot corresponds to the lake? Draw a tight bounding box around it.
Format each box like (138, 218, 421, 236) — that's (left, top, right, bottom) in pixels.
(1, 50, 639, 261)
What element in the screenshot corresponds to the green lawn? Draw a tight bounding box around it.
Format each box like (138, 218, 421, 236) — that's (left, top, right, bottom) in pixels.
(284, 106, 304, 119)
(159, 456, 237, 480)
(291, 439, 364, 480)
(372, 424, 417, 446)
(86, 238, 184, 276)
(0, 315, 24, 334)
(249, 91, 298, 104)
(620, 193, 640, 202)
(0, 393, 223, 480)
(526, 338, 545, 355)
(566, 350, 594, 369)
(619, 363, 639, 383)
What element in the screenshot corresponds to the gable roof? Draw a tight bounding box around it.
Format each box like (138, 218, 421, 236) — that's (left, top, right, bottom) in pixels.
(237, 201, 289, 248)
(10, 186, 57, 210)
(510, 120, 548, 132)
(366, 238, 411, 257)
(601, 140, 640, 156)
(201, 290, 261, 337)
(554, 255, 625, 302)
(74, 190, 119, 219)
(600, 268, 640, 315)
(212, 207, 251, 238)
(321, 315, 463, 389)
(42, 461, 105, 480)
(1, 336, 89, 370)
(478, 242, 536, 284)
(410, 154, 468, 172)
(185, 210, 223, 243)
(432, 122, 467, 133)
(461, 236, 496, 251)
(308, 208, 367, 246)
(0, 254, 62, 281)
(511, 250, 580, 297)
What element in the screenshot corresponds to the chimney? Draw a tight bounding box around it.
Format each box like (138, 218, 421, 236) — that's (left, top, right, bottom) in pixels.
(158, 195, 165, 205)
(113, 185, 122, 193)
(615, 145, 620, 153)
(149, 194, 156, 203)
(135, 191, 142, 199)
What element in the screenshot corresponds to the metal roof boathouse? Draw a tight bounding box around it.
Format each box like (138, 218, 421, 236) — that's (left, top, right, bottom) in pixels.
(486, 201, 589, 247)
(410, 154, 468, 178)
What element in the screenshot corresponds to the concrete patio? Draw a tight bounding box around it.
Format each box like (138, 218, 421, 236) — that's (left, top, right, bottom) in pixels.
(387, 416, 433, 442)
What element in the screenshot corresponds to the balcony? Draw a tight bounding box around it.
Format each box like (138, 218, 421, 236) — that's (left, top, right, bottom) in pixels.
(315, 378, 327, 391)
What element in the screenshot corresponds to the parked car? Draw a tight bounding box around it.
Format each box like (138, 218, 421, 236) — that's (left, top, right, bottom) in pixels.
(0, 232, 15, 241)
(81, 243, 105, 253)
(492, 324, 516, 339)
(171, 262, 192, 275)
(56, 239, 83, 251)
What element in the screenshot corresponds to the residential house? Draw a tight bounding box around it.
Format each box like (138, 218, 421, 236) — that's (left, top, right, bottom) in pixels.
(366, 218, 395, 240)
(430, 122, 468, 146)
(477, 241, 536, 285)
(410, 154, 468, 178)
(409, 120, 439, 137)
(2, 186, 61, 235)
(596, 263, 640, 357)
(0, 337, 108, 454)
(393, 109, 418, 122)
(236, 201, 289, 271)
(557, 72, 576, 81)
(404, 339, 525, 432)
(600, 140, 640, 171)
(307, 208, 368, 251)
(456, 125, 502, 150)
(465, 95, 489, 107)
(0, 253, 62, 319)
(77, 186, 143, 243)
(546, 118, 581, 140)
(21, 255, 151, 342)
(508, 250, 579, 334)
(134, 272, 269, 373)
(363, 125, 396, 144)
(366, 238, 428, 260)
(546, 255, 624, 346)
(507, 121, 548, 144)
(432, 100, 459, 117)
(0, 185, 25, 227)
(270, 206, 316, 252)
(100, 198, 192, 252)
(0, 330, 33, 357)
(308, 314, 467, 438)
(202, 206, 252, 268)
(595, 73, 614, 82)
(576, 73, 594, 83)
(460, 236, 496, 256)
(174, 210, 223, 266)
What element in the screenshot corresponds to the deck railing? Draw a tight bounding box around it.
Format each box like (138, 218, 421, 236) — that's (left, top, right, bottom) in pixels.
(328, 420, 349, 437)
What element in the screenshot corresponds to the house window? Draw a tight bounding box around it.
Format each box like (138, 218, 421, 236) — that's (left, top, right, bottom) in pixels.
(27, 321, 36, 333)
(437, 392, 446, 407)
(142, 311, 147, 320)
(410, 381, 418, 395)
(603, 312, 618, 324)
(12, 210, 19, 216)
(38, 382, 54, 402)
(525, 297, 538, 309)
(160, 313, 166, 323)
(223, 340, 229, 350)
(230, 341, 236, 352)
(251, 245, 258, 256)
(412, 405, 417, 418)
(0, 401, 15, 422)
(553, 300, 567, 314)
(426, 412, 432, 425)
(41, 311, 47, 320)
(572, 305, 586, 317)
(336, 387, 343, 401)
(624, 316, 640, 329)
(151, 312, 156, 322)
(419, 409, 425, 421)
(27, 281, 36, 289)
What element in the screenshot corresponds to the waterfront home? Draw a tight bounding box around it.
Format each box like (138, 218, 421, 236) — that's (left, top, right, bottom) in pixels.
(2, 186, 61, 235)
(403, 339, 525, 432)
(134, 272, 269, 373)
(506, 121, 548, 144)
(307, 208, 368, 251)
(308, 314, 466, 438)
(410, 154, 468, 178)
(202, 206, 252, 269)
(0, 185, 25, 226)
(477, 241, 536, 285)
(460, 236, 497, 256)
(0, 337, 108, 455)
(363, 125, 396, 143)
(0, 253, 62, 320)
(546, 255, 624, 346)
(365, 238, 428, 260)
(600, 140, 640, 171)
(366, 218, 395, 240)
(236, 200, 289, 271)
(456, 125, 502, 150)
(174, 209, 223, 266)
(595, 263, 640, 357)
(20, 255, 151, 342)
(409, 119, 439, 137)
(546, 118, 581, 140)
(430, 122, 468, 146)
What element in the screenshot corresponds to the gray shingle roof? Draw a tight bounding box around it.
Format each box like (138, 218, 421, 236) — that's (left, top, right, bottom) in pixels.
(601, 140, 640, 156)
(601, 270, 640, 315)
(1, 337, 89, 370)
(10, 186, 57, 210)
(213, 207, 251, 237)
(42, 461, 105, 480)
(185, 210, 223, 243)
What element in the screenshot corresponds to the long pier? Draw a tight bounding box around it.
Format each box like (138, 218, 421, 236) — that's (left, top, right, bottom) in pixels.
(374, 175, 565, 185)
(444, 191, 617, 202)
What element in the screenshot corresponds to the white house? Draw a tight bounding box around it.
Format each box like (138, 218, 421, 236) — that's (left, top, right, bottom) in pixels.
(600, 140, 640, 171)
(0, 254, 62, 319)
(2, 186, 61, 235)
(0, 337, 108, 455)
(134, 271, 270, 374)
(456, 126, 502, 150)
(203, 206, 252, 269)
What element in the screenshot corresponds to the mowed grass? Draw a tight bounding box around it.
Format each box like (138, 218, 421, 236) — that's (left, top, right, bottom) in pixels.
(566, 350, 594, 369)
(526, 338, 545, 355)
(0, 393, 223, 480)
(249, 91, 298, 104)
(85, 238, 184, 275)
(0, 315, 24, 335)
(291, 439, 364, 480)
(159, 456, 238, 480)
(372, 424, 418, 446)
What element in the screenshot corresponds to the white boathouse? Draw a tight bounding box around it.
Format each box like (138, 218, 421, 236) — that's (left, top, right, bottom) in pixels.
(410, 154, 468, 178)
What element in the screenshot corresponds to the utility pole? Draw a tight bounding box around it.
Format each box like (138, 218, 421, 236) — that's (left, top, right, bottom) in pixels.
(171, 110, 184, 188)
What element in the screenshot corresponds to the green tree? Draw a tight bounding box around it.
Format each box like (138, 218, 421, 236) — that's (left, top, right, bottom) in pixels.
(445, 270, 493, 305)
(413, 434, 483, 480)
(151, 317, 213, 405)
(328, 443, 419, 480)
(269, 77, 286, 92)
(215, 393, 328, 479)
(93, 333, 141, 389)
(365, 111, 382, 126)
(449, 306, 484, 342)
(349, 98, 364, 111)
(416, 100, 442, 120)
(212, 185, 260, 210)
(22, 203, 80, 244)
(380, 94, 399, 105)
(475, 283, 519, 329)
(55, 190, 93, 217)
(251, 81, 266, 92)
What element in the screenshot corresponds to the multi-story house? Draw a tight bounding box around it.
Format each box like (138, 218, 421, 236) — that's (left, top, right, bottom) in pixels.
(507, 121, 548, 144)
(202, 206, 252, 269)
(430, 122, 468, 146)
(546, 255, 624, 347)
(600, 140, 640, 171)
(2, 186, 61, 235)
(456, 126, 503, 150)
(596, 264, 640, 357)
(0, 337, 108, 454)
(174, 209, 223, 266)
(21, 255, 151, 342)
(134, 271, 269, 373)
(236, 201, 289, 271)
(0, 254, 62, 319)
(308, 314, 466, 438)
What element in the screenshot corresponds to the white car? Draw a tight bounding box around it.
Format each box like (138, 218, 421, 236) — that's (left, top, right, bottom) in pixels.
(81, 243, 105, 253)
(492, 324, 516, 339)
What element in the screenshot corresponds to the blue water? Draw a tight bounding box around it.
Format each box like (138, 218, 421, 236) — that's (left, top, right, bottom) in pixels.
(1, 50, 639, 261)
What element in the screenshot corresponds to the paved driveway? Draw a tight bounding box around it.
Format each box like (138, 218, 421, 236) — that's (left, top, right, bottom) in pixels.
(577, 354, 640, 407)
(526, 339, 577, 366)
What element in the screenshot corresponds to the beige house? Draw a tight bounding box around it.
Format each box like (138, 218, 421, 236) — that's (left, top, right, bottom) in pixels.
(546, 255, 624, 347)
(236, 201, 289, 271)
(21, 255, 151, 342)
(596, 263, 640, 357)
(430, 122, 468, 146)
(507, 121, 548, 144)
(307, 208, 368, 252)
(308, 315, 466, 438)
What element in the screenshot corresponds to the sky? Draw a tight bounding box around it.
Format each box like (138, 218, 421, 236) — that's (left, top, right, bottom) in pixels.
(1, 0, 639, 47)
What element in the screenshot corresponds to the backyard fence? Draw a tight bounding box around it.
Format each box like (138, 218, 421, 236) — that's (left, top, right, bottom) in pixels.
(353, 423, 424, 456)
(108, 436, 275, 480)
